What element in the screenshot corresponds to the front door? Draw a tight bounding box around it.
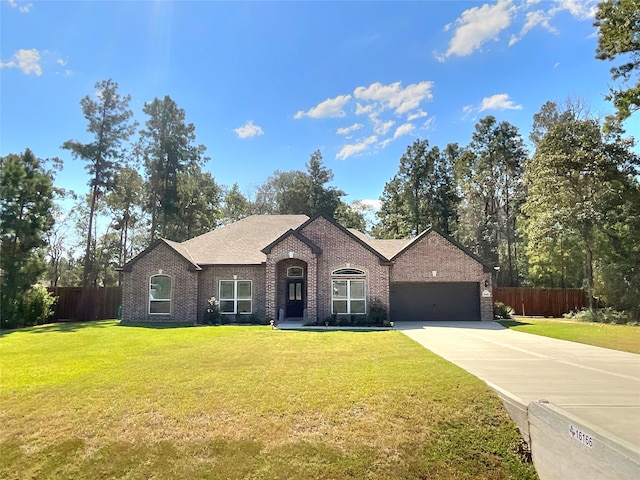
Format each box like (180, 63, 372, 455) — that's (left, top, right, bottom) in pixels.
(286, 280, 305, 318)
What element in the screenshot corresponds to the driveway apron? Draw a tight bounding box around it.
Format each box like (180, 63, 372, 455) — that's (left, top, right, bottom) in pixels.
(396, 321, 640, 448)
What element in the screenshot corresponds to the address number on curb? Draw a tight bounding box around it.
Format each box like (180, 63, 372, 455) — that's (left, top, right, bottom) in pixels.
(569, 425, 594, 448)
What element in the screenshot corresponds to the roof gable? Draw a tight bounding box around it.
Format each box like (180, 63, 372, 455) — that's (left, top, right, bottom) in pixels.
(120, 238, 202, 272)
(261, 229, 322, 255)
(391, 226, 494, 271)
(297, 214, 392, 264)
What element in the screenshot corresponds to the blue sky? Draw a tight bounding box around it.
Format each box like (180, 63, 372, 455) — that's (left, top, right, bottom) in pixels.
(2, 0, 637, 211)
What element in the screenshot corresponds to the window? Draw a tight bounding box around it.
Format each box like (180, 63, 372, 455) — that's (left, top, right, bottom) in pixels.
(331, 268, 366, 315)
(289, 282, 303, 301)
(332, 268, 365, 277)
(149, 275, 171, 314)
(219, 280, 252, 314)
(287, 266, 304, 278)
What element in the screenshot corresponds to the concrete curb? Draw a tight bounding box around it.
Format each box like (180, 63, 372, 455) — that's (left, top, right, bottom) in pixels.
(487, 381, 640, 480)
(529, 401, 639, 480)
(486, 381, 531, 445)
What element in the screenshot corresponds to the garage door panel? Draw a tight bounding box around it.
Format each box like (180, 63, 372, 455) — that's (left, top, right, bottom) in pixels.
(390, 282, 480, 321)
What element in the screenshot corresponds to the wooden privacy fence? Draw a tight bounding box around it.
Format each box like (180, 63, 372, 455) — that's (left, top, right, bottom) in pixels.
(45, 286, 586, 321)
(47, 287, 122, 321)
(493, 287, 588, 318)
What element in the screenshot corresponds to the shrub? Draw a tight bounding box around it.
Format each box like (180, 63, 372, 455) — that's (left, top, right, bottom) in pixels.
(368, 297, 388, 326)
(564, 308, 635, 325)
(21, 285, 57, 327)
(204, 296, 220, 325)
(494, 302, 514, 319)
(319, 315, 337, 326)
(337, 316, 351, 327)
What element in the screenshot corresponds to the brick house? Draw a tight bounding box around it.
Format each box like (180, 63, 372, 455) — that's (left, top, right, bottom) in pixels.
(120, 214, 494, 323)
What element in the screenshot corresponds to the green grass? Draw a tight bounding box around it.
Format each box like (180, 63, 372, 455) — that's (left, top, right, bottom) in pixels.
(0, 321, 537, 480)
(499, 317, 640, 354)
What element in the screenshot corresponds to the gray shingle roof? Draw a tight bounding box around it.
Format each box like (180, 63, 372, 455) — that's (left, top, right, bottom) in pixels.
(347, 228, 411, 260)
(180, 215, 309, 264)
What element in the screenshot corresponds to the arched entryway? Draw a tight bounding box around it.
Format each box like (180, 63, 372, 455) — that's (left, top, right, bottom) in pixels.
(277, 259, 308, 320)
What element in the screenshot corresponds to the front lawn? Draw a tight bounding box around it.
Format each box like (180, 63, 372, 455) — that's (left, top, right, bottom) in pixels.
(499, 317, 640, 354)
(0, 321, 536, 479)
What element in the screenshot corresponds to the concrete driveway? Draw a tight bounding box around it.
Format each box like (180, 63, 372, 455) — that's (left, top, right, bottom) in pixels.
(396, 321, 640, 448)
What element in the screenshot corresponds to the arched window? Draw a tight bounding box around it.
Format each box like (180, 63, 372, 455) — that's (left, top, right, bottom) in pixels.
(287, 266, 304, 278)
(331, 268, 366, 314)
(332, 268, 365, 276)
(149, 275, 171, 314)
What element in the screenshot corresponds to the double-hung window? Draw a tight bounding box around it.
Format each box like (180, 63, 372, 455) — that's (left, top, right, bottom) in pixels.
(149, 275, 171, 314)
(219, 280, 252, 314)
(331, 268, 366, 315)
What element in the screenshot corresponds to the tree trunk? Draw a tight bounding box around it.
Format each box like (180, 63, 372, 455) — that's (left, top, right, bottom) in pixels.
(584, 238, 595, 310)
(82, 185, 98, 289)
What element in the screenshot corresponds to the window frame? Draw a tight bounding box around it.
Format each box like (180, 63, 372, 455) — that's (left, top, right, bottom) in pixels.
(218, 279, 253, 315)
(287, 266, 304, 278)
(149, 274, 172, 315)
(331, 268, 366, 315)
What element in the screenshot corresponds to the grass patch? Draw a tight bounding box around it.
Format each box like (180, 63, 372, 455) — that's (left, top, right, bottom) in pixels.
(0, 321, 537, 479)
(499, 317, 640, 354)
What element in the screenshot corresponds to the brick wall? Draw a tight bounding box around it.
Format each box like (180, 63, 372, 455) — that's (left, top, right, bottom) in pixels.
(276, 259, 307, 315)
(299, 217, 390, 321)
(391, 230, 493, 320)
(198, 265, 266, 321)
(121, 242, 199, 323)
(265, 234, 318, 321)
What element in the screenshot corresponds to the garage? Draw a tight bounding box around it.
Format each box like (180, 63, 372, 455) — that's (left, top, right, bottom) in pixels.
(390, 282, 481, 321)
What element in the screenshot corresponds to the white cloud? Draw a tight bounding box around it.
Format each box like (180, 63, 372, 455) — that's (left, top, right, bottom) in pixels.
(336, 123, 363, 135)
(56, 58, 67, 66)
(234, 120, 264, 139)
(373, 119, 395, 136)
(359, 199, 382, 211)
(355, 102, 375, 116)
(407, 109, 428, 121)
(300, 80, 435, 161)
(354, 81, 433, 115)
(437, 0, 598, 59)
(336, 135, 377, 160)
(551, 0, 598, 20)
(479, 93, 523, 111)
(421, 117, 436, 130)
(8, 0, 32, 13)
(295, 94, 351, 119)
(1, 48, 42, 76)
(440, 0, 515, 59)
(509, 9, 556, 46)
(393, 123, 415, 139)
